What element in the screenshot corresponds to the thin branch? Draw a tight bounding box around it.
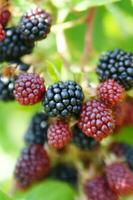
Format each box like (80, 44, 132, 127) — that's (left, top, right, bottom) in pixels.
(80, 7, 96, 72)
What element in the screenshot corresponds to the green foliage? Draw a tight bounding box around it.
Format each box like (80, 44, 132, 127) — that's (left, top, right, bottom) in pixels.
(16, 180, 76, 200)
(0, 190, 14, 200)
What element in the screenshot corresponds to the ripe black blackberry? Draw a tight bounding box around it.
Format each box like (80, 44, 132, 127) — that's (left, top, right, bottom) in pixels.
(20, 8, 52, 41)
(96, 49, 133, 90)
(14, 145, 50, 189)
(0, 74, 16, 101)
(50, 163, 78, 187)
(72, 124, 99, 151)
(10, 60, 30, 71)
(0, 27, 34, 62)
(43, 80, 84, 118)
(24, 112, 49, 145)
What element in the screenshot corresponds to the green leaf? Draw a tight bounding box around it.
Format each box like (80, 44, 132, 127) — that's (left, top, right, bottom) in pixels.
(17, 180, 76, 200)
(0, 190, 14, 200)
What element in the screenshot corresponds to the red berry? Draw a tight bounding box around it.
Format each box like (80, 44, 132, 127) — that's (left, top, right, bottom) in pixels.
(0, 24, 5, 41)
(105, 163, 133, 195)
(14, 145, 50, 189)
(97, 79, 125, 108)
(0, 10, 11, 26)
(84, 175, 118, 200)
(14, 73, 45, 105)
(78, 100, 114, 141)
(48, 120, 71, 149)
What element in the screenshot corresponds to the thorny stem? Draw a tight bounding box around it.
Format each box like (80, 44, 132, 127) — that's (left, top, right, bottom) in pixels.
(80, 7, 96, 73)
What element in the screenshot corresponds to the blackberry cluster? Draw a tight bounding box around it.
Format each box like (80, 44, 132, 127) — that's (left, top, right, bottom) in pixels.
(50, 163, 78, 187)
(14, 145, 50, 188)
(0, 27, 34, 62)
(0, 74, 16, 101)
(96, 49, 133, 90)
(72, 124, 99, 151)
(20, 8, 52, 41)
(24, 112, 49, 145)
(43, 81, 84, 118)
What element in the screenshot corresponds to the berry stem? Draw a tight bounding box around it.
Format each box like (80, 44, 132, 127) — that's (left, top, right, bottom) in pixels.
(80, 7, 96, 72)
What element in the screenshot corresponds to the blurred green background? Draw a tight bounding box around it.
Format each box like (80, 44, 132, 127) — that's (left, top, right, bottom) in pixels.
(0, 0, 133, 199)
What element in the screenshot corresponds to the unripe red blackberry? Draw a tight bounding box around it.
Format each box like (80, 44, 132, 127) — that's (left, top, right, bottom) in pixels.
(97, 79, 125, 108)
(24, 112, 49, 145)
(96, 49, 133, 90)
(0, 27, 34, 62)
(13, 73, 46, 105)
(105, 163, 133, 195)
(0, 74, 16, 101)
(20, 8, 52, 42)
(48, 120, 71, 149)
(84, 175, 118, 200)
(0, 9, 11, 26)
(72, 124, 99, 151)
(14, 145, 50, 189)
(78, 100, 114, 141)
(43, 81, 84, 118)
(0, 24, 5, 41)
(50, 163, 78, 187)
(123, 96, 133, 126)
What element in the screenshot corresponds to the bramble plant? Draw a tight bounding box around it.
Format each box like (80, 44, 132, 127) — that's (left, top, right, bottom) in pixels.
(0, 0, 133, 200)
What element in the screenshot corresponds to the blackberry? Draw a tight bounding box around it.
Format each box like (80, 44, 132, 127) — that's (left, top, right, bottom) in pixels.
(0, 9, 11, 26)
(43, 81, 84, 118)
(78, 100, 114, 141)
(97, 79, 125, 108)
(48, 120, 71, 149)
(105, 163, 133, 195)
(0, 27, 34, 62)
(10, 60, 30, 71)
(14, 145, 50, 189)
(14, 73, 46, 105)
(24, 112, 49, 145)
(20, 8, 52, 41)
(50, 163, 78, 187)
(72, 124, 99, 151)
(84, 175, 118, 200)
(96, 49, 133, 90)
(0, 74, 16, 101)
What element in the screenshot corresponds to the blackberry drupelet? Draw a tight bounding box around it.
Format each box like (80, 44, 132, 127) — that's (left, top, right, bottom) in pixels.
(84, 175, 118, 200)
(0, 74, 16, 101)
(43, 80, 84, 118)
(0, 27, 34, 62)
(24, 112, 49, 145)
(72, 124, 99, 151)
(50, 163, 78, 187)
(20, 8, 52, 41)
(14, 145, 50, 189)
(96, 49, 133, 90)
